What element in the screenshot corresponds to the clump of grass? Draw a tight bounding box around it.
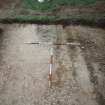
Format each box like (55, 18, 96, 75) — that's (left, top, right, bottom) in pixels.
(14, 15, 58, 22)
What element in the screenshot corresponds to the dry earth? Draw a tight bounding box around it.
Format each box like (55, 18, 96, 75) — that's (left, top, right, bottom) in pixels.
(0, 24, 105, 105)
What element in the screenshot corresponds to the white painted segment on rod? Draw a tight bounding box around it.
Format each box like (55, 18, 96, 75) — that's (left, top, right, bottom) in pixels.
(50, 47, 53, 56)
(66, 42, 80, 45)
(50, 64, 52, 75)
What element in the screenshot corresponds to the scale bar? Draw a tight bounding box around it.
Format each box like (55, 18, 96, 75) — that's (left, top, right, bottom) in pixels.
(24, 42, 80, 46)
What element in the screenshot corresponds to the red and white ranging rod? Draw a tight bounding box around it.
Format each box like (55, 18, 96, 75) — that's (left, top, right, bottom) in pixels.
(49, 47, 53, 88)
(25, 42, 80, 88)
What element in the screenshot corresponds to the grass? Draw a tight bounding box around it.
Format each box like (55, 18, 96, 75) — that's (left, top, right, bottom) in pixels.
(10, 13, 103, 23)
(1, 0, 104, 24)
(14, 15, 58, 22)
(19, 0, 105, 22)
(0, 13, 105, 28)
(23, 0, 101, 11)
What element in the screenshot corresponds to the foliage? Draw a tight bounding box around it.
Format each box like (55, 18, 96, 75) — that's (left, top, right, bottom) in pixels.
(23, 0, 100, 11)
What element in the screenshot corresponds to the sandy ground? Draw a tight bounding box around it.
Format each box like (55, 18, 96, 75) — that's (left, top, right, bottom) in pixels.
(0, 24, 105, 105)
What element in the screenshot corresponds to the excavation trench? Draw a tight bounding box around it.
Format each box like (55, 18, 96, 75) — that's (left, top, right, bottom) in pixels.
(0, 24, 105, 105)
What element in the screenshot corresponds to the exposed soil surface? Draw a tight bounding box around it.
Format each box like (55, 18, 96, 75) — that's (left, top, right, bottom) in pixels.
(0, 0, 19, 8)
(0, 24, 105, 105)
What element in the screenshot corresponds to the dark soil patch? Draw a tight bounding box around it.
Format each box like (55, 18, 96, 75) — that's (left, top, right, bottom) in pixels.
(0, 0, 16, 8)
(93, 1, 105, 12)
